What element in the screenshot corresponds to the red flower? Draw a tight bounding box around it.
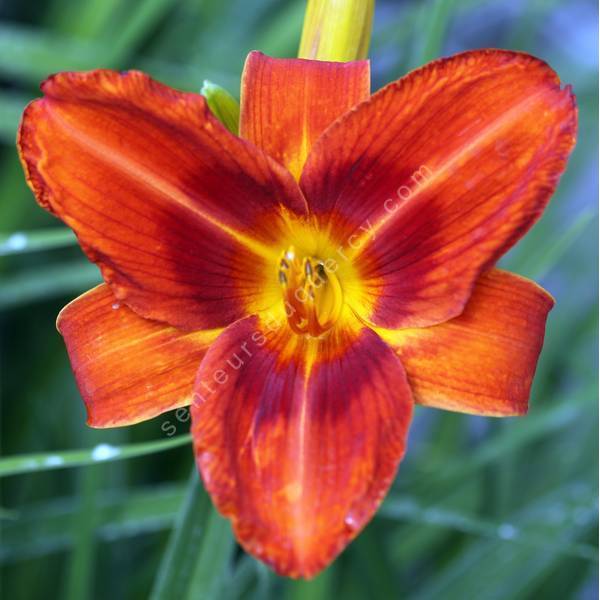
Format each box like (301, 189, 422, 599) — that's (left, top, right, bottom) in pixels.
(18, 49, 576, 577)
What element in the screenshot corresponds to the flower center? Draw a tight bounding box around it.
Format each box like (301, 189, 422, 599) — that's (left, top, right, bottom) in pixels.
(278, 246, 343, 337)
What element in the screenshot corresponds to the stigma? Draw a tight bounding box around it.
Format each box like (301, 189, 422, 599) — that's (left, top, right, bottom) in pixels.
(278, 246, 343, 337)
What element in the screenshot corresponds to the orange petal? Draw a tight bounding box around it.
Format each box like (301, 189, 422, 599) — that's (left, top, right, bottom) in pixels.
(300, 50, 577, 328)
(19, 70, 308, 331)
(240, 51, 370, 179)
(191, 315, 413, 577)
(57, 284, 221, 427)
(379, 269, 554, 416)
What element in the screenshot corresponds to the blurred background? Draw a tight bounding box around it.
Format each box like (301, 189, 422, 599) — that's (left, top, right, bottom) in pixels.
(0, 0, 597, 598)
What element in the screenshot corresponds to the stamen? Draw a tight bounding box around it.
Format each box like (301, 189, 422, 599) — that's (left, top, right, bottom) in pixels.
(277, 247, 343, 337)
(316, 263, 326, 282)
(304, 259, 313, 278)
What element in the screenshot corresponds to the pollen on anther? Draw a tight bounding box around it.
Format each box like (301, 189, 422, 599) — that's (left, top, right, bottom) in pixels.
(277, 246, 344, 337)
(316, 263, 327, 282)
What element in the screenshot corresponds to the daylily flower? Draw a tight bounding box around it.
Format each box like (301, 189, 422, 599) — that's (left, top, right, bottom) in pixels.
(18, 48, 576, 577)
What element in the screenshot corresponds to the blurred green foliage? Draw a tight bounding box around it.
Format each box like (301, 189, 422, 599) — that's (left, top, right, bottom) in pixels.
(0, 0, 597, 598)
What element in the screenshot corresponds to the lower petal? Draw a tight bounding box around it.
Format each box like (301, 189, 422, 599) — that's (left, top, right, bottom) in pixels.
(379, 269, 554, 416)
(58, 285, 221, 427)
(191, 315, 413, 578)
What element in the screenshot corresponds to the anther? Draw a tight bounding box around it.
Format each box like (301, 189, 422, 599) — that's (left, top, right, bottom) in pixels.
(277, 247, 343, 337)
(316, 263, 327, 281)
(304, 260, 313, 278)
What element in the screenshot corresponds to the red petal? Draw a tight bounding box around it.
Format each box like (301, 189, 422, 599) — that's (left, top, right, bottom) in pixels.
(191, 316, 413, 577)
(300, 50, 577, 328)
(58, 285, 220, 427)
(240, 52, 370, 179)
(19, 70, 307, 331)
(380, 269, 554, 416)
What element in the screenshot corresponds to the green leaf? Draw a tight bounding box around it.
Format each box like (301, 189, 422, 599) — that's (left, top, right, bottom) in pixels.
(0, 228, 77, 256)
(1, 484, 185, 564)
(0, 434, 191, 477)
(285, 567, 334, 600)
(150, 470, 235, 600)
(200, 80, 240, 134)
(0, 92, 30, 143)
(227, 556, 259, 599)
(405, 397, 590, 492)
(379, 494, 598, 562)
(520, 209, 597, 280)
(0, 261, 101, 309)
(412, 0, 456, 66)
(410, 483, 598, 599)
(0, 24, 104, 82)
(150, 471, 211, 599)
(63, 467, 101, 600)
(185, 503, 235, 599)
(101, 0, 181, 65)
(0, 23, 237, 91)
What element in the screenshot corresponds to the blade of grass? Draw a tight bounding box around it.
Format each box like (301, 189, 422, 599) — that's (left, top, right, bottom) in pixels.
(47, 0, 124, 37)
(0, 159, 35, 230)
(0, 434, 191, 477)
(3, 483, 236, 598)
(227, 556, 258, 599)
(101, 0, 180, 65)
(254, 0, 306, 58)
(0, 24, 104, 81)
(1, 484, 185, 564)
(252, 562, 276, 600)
(410, 482, 598, 599)
(404, 395, 590, 490)
(0, 260, 101, 310)
(0, 23, 237, 90)
(0, 92, 29, 143)
(520, 209, 597, 280)
(149, 470, 210, 600)
(63, 466, 101, 600)
(350, 525, 397, 599)
(379, 495, 598, 562)
(0, 228, 77, 256)
(412, 0, 456, 67)
(185, 506, 235, 600)
(284, 567, 334, 600)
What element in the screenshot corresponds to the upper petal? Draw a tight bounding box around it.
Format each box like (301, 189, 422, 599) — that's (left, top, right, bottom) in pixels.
(19, 70, 308, 331)
(191, 314, 413, 577)
(379, 269, 554, 416)
(240, 51, 370, 180)
(58, 284, 221, 427)
(300, 50, 577, 328)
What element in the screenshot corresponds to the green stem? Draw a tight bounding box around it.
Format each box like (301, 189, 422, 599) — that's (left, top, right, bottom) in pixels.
(0, 434, 192, 477)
